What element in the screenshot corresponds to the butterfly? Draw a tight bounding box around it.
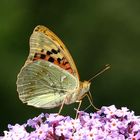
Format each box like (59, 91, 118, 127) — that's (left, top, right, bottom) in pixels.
(16, 25, 109, 113)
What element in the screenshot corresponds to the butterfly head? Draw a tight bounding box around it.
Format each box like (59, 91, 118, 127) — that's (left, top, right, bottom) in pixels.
(78, 81, 91, 100)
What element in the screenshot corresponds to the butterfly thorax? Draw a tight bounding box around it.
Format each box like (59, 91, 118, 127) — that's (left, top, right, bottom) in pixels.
(64, 81, 90, 105)
(78, 81, 91, 100)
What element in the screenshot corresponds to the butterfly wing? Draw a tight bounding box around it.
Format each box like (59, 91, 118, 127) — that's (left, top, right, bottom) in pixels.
(17, 25, 80, 108)
(26, 25, 79, 79)
(17, 60, 78, 108)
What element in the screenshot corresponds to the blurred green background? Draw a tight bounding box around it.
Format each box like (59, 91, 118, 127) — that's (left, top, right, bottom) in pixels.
(0, 0, 140, 133)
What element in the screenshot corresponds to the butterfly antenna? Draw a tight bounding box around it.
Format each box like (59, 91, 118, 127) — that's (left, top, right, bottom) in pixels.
(88, 64, 110, 82)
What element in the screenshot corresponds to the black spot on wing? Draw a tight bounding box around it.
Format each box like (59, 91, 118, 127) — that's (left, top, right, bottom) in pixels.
(34, 53, 38, 57)
(51, 49, 58, 54)
(47, 51, 52, 55)
(40, 54, 46, 59)
(41, 49, 44, 52)
(48, 57, 54, 62)
(57, 58, 61, 64)
(43, 30, 46, 33)
(57, 48, 60, 53)
(51, 49, 60, 54)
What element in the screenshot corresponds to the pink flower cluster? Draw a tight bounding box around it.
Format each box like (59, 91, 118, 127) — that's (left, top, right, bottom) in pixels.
(1, 105, 140, 140)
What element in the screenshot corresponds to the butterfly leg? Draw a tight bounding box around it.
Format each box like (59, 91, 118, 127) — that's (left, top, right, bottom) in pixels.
(88, 91, 99, 110)
(81, 92, 99, 111)
(58, 96, 67, 115)
(81, 91, 94, 111)
(75, 100, 82, 118)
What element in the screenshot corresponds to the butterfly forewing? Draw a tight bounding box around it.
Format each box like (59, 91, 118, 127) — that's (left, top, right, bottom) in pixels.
(25, 25, 79, 79)
(17, 60, 78, 108)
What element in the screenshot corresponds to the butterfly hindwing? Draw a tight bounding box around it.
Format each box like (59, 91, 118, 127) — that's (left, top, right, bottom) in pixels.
(17, 60, 78, 108)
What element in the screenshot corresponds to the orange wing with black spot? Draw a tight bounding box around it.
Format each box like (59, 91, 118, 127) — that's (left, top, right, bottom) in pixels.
(24, 25, 79, 79)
